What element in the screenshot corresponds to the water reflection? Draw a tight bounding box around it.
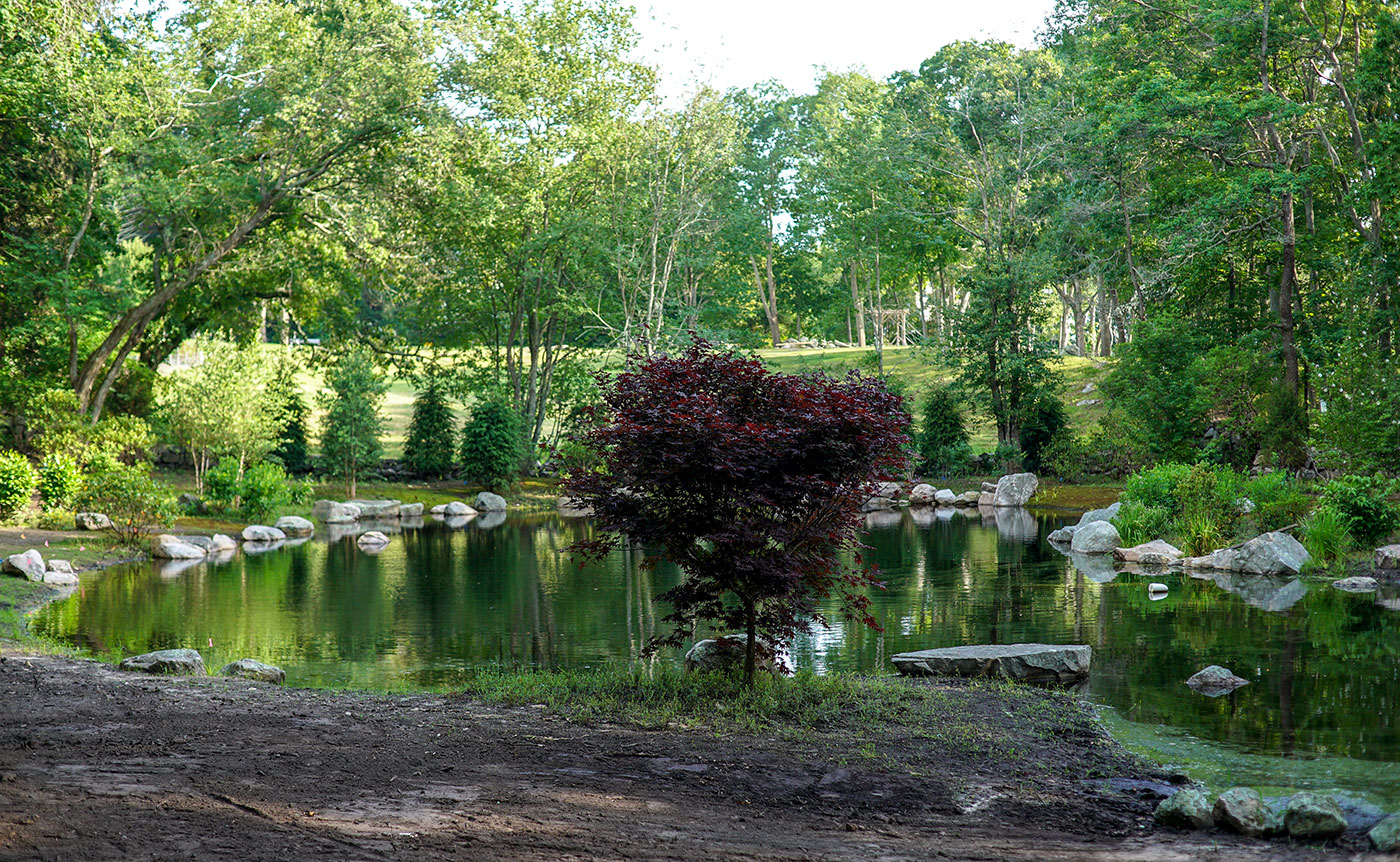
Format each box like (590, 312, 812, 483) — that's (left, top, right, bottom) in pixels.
(31, 508, 1400, 795)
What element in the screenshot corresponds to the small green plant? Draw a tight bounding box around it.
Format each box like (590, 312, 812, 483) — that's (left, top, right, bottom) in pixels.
(0, 450, 37, 521)
(76, 457, 177, 548)
(459, 400, 525, 490)
(1112, 500, 1172, 547)
(1179, 510, 1224, 556)
(1320, 474, 1400, 544)
(1121, 462, 1195, 513)
(37, 452, 83, 511)
(34, 509, 75, 531)
(1299, 507, 1353, 567)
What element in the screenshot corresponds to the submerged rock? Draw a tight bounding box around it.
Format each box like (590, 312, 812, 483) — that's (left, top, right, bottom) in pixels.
(1155, 788, 1214, 830)
(1332, 576, 1378, 593)
(220, 658, 286, 685)
(1214, 787, 1282, 837)
(1187, 665, 1249, 696)
(1070, 520, 1121, 555)
(1284, 791, 1347, 840)
(119, 649, 206, 676)
(891, 643, 1091, 683)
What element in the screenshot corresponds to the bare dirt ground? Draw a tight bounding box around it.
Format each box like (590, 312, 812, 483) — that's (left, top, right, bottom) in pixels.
(0, 654, 1377, 862)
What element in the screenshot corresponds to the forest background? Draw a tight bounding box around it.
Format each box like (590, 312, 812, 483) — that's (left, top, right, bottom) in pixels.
(3, 0, 1398, 482)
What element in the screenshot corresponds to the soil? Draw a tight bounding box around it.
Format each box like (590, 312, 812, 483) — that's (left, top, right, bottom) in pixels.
(0, 655, 1372, 862)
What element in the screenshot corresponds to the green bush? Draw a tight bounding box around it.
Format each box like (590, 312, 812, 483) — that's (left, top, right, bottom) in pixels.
(34, 509, 75, 531)
(238, 462, 293, 521)
(403, 381, 458, 478)
(1111, 500, 1173, 547)
(1243, 472, 1311, 532)
(1179, 509, 1224, 556)
(1018, 393, 1069, 473)
(1121, 462, 1196, 513)
(1039, 432, 1086, 482)
(0, 451, 37, 521)
(1299, 506, 1353, 567)
(1320, 474, 1400, 544)
(37, 452, 83, 511)
(917, 387, 968, 468)
(76, 458, 176, 548)
(459, 401, 525, 489)
(923, 441, 974, 477)
(204, 460, 241, 510)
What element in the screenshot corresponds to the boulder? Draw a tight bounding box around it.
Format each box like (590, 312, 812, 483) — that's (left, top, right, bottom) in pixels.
(1076, 501, 1121, 528)
(981, 482, 999, 494)
(43, 570, 79, 587)
(1048, 526, 1076, 545)
(3, 550, 45, 581)
(151, 534, 206, 560)
(1210, 531, 1311, 576)
(45, 559, 73, 574)
(312, 500, 361, 523)
(955, 491, 982, 507)
(472, 492, 507, 512)
(891, 643, 1091, 683)
(274, 516, 315, 537)
(992, 473, 1039, 507)
(356, 530, 390, 550)
(242, 525, 287, 543)
(909, 484, 937, 505)
(1070, 520, 1121, 555)
(1377, 545, 1400, 570)
(683, 634, 778, 675)
(181, 535, 216, 553)
(347, 499, 401, 519)
(1284, 792, 1347, 840)
(1114, 540, 1183, 566)
(977, 491, 995, 507)
(1187, 665, 1249, 696)
(860, 496, 895, 512)
(399, 502, 424, 518)
(219, 658, 286, 685)
(1332, 576, 1378, 593)
(934, 488, 958, 506)
(1155, 788, 1214, 830)
(1371, 814, 1400, 851)
(429, 503, 448, 515)
(209, 534, 238, 553)
(444, 501, 477, 517)
(118, 648, 206, 676)
(873, 481, 902, 500)
(1214, 787, 1282, 838)
(74, 512, 112, 531)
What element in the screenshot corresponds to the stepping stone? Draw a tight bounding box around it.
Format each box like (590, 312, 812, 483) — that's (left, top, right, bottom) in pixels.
(891, 643, 1091, 683)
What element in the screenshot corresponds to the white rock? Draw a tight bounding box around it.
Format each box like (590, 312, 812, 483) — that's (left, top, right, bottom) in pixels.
(934, 488, 958, 506)
(444, 501, 477, 517)
(347, 499, 401, 519)
(74, 512, 112, 531)
(312, 500, 361, 523)
(43, 570, 79, 587)
(992, 473, 1039, 507)
(242, 525, 287, 543)
(209, 534, 238, 552)
(274, 516, 315, 537)
(3, 549, 45, 581)
(151, 534, 206, 560)
(1114, 539, 1183, 565)
(45, 558, 73, 574)
(908, 484, 937, 505)
(357, 530, 390, 550)
(399, 502, 424, 517)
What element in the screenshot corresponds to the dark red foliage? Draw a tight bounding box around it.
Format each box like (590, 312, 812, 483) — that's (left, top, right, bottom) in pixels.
(564, 339, 910, 677)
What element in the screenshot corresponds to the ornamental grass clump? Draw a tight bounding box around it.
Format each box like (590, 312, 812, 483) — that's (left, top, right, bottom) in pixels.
(565, 339, 909, 686)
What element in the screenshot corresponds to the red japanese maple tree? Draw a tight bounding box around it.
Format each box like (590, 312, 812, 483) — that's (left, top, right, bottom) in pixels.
(565, 339, 910, 685)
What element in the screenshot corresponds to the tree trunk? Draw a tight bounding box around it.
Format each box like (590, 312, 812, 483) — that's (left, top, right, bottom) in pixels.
(743, 600, 757, 688)
(850, 261, 865, 348)
(1278, 190, 1300, 394)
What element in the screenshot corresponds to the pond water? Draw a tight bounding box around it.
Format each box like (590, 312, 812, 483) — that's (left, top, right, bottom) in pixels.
(32, 508, 1400, 806)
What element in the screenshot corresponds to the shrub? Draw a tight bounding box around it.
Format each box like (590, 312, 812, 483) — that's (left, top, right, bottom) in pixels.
(1121, 462, 1196, 513)
(1244, 472, 1311, 532)
(238, 462, 293, 521)
(917, 387, 967, 466)
(1040, 433, 1087, 482)
(459, 401, 525, 490)
(1299, 507, 1353, 567)
(318, 350, 387, 498)
(34, 509, 75, 531)
(0, 451, 37, 521)
(923, 442, 974, 477)
(1320, 474, 1400, 544)
(1112, 501, 1173, 547)
(37, 452, 83, 511)
(270, 360, 310, 473)
(1179, 509, 1224, 556)
(403, 380, 458, 479)
(1018, 393, 1069, 473)
(76, 458, 177, 548)
(204, 460, 241, 510)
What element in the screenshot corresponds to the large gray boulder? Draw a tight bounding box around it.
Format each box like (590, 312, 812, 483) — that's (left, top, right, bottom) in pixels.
(992, 473, 1039, 507)
(909, 483, 937, 505)
(3, 549, 45, 581)
(348, 499, 401, 519)
(43, 570, 79, 587)
(874, 481, 903, 500)
(1187, 665, 1249, 696)
(1048, 526, 1076, 544)
(954, 491, 981, 507)
(45, 559, 73, 574)
(891, 643, 1091, 683)
(977, 491, 995, 506)
(1214, 787, 1282, 837)
(1371, 814, 1400, 851)
(683, 634, 778, 675)
(1071, 520, 1121, 555)
(1210, 531, 1311, 576)
(934, 488, 958, 506)
(399, 502, 424, 518)
(242, 525, 286, 543)
(118, 649, 206, 676)
(981, 481, 999, 493)
(1155, 788, 1214, 830)
(1283, 792, 1347, 840)
(151, 534, 206, 560)
(180, 535, 216, 553)
(312, 500, 360, 523)
(74, 512, 112, 531)
(473, 492, 507, 512)
(1114, 539, 1183, 566)
(444, 500, 477, 517)
(209, 533, 238, 553)
(274, 515, 315, 537)
(219, 658, 285, 685)
(1077, 501, 1121, 528)
(860, 496, 895, 512)
(1377, 545, 1400, 570)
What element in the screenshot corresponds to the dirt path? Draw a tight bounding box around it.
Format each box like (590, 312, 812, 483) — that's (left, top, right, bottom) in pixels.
(0, 655, 1372, 861)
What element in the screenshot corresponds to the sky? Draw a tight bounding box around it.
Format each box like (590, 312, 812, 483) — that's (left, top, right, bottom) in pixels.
(632, 0, 1059, 99)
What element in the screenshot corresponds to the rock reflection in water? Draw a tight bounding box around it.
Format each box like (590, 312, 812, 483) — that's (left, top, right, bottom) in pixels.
(1211, 572, 1308, 612)
(477, 510, 507, 530)
(1068, 552, 1118, 583)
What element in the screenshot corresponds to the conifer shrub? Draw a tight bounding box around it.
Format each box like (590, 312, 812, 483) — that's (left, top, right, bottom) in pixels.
(459, 401, 525, 489)
(404, 381, 458, 478)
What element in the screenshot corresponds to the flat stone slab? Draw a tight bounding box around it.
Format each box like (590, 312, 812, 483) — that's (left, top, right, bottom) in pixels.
(348, 499, 401, 519)
(891, 643, 1091, 683)
(118, 649, 206, 676)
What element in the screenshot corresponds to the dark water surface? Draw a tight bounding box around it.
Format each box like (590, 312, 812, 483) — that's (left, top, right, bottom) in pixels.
(32, 509, 1400, 804)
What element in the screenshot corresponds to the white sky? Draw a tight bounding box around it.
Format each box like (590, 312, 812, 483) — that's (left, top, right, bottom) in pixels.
(633, 0, 1058, 98)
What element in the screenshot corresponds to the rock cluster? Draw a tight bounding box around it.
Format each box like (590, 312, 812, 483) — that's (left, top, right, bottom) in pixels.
(1178, 531, 1310, 577)
(4, 549, 80, 586)
(1158, 786, 1360, 843)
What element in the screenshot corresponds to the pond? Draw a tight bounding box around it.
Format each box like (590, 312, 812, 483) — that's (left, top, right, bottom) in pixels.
(32, 507, 1400, 807)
